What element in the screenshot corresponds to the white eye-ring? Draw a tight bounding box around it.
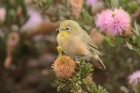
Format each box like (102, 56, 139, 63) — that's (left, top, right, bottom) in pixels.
(66, 27, 70, 31)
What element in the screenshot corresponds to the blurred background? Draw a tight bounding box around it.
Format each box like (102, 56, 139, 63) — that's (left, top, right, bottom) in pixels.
(0, 0, 140, 93)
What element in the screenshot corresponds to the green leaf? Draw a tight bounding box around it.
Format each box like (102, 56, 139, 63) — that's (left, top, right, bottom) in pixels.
(73, 83, 78, 90)
(77, 80, 81, 84)
(126, 42, 133, 50)
(45, 0, 52, 9)
(135, 35, 140, 46)
(98, 85, 104, 91)
(81, 80, 89, 92)
(81, 10, 92, 25)
(80, 63, 93, 79)
(91, 88, 99, 93)
(84, 79, 98, 93)
(90, 82, 97, 87)
(115, 36, 124, 44)
(70, 89, 75, 93)
(57, 85, 63, 92)
(111, 0, 118, 8)
(134, 21, 139, 35)
(127, 1, 138, 14)
(98, 85, 108, 93)
(120, 86, 129, 93)
(104, 37, 115, 47)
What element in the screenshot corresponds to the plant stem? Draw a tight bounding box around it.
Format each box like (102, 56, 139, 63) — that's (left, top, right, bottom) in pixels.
(102, 0, 112, 9)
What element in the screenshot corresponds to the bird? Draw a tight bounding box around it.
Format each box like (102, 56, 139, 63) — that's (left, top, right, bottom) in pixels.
(56, 20, 106, 70)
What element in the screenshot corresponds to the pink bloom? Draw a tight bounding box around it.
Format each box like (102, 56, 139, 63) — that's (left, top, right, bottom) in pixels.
(0, 8, 6, 23)
(26, 7, 43, 25)
(128, 70, 140, 86)
(21, 7, 43, 33)
(105, 8, 131, 35)
(96, 8, 131, 36)
(96, 9, 112, 31)
(86, 0, 98, 5)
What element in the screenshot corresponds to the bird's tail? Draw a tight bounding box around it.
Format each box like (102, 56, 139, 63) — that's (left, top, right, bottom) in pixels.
(91, 55, 106, 70)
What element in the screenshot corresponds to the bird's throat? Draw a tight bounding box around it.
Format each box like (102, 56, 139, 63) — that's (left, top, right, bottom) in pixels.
(59, 31, 69, 38)
(57, 31, 72, 45)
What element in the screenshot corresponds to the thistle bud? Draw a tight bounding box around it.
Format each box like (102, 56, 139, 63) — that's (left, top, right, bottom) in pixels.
(54, 55, 76, 79)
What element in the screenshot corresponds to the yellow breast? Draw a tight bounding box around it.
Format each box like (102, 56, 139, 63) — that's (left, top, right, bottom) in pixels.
(57, 31, 71, 45)
(57, 32, 90, 56)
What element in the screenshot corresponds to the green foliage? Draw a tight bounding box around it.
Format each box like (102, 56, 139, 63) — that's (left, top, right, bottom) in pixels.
(81, 10, 92, 25)
(119, 0, 138, 14)
(33, 0, 52, 10)
(120, 84, 140, 93)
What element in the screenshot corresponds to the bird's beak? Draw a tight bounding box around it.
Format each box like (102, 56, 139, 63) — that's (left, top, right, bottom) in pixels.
(56, 28, 63, 31)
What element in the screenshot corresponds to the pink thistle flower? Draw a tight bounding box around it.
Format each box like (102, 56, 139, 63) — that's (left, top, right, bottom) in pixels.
(21, 7, 43, 33)
(96, 8, 131, 36)
(105, 8, 131, 36)
(128, 70, 140, 86)
(96, 9, 112, 31)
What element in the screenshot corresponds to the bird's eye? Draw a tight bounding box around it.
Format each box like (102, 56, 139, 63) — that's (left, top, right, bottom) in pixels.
(66, 27, 70, 31)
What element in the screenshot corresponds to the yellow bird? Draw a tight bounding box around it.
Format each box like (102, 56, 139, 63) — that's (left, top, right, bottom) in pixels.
(56, 20, 106, 70)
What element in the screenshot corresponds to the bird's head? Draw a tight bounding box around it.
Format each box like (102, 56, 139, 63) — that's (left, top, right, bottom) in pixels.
(56, 20, 81, 35)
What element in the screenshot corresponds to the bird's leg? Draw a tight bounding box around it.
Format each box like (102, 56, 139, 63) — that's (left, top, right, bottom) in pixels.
(86, 58, 90, 61)
(73, 56, 80, 63)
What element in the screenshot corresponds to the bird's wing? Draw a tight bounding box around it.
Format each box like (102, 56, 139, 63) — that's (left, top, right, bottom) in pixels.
(77, 29, 102, 55)
(79, 30, 98, 49)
